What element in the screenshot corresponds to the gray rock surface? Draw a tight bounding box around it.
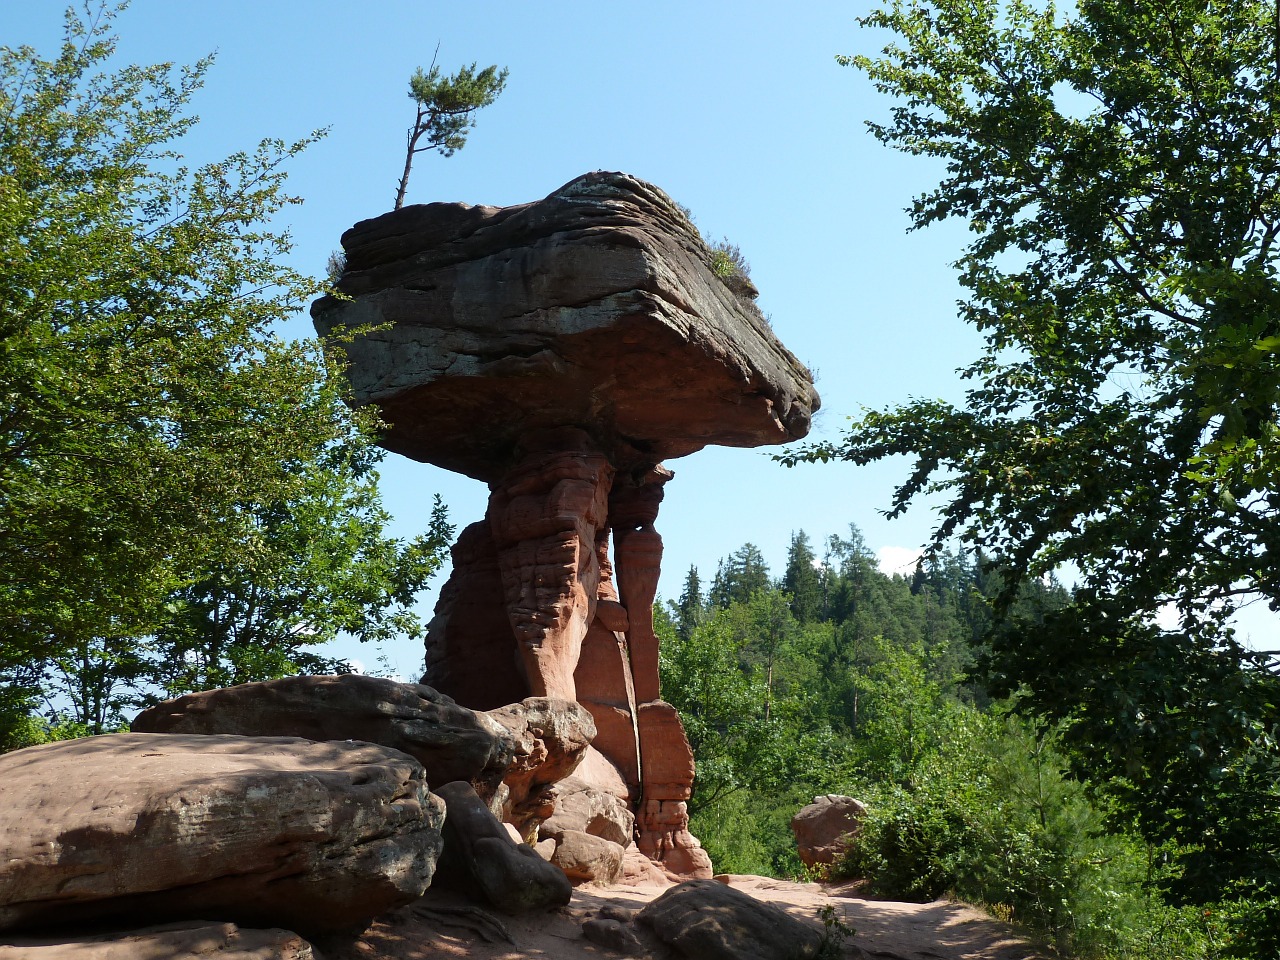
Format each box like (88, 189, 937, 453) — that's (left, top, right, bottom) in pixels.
(0, 922, 315, 959)
(637, 879, 824, 960)
(311, 171, 819, 482)
(132, 674, 515, 801)
(432, 780, 572, 914)
(0, 733, 444, 938)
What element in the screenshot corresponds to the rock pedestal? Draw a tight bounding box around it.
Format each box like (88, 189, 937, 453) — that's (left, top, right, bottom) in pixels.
(313, 171, 819, 879)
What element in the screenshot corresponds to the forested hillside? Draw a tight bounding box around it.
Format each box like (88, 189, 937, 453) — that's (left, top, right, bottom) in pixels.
(658, 530, 1212, 959)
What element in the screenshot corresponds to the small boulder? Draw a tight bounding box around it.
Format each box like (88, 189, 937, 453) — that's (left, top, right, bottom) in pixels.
(432, 780, 572, 914)
(132, 674, 514, 802)
(637, 879, 824, 960)
(582, 917, 644, 956)
(485, 698, 595, 833)
(0, 733, 444, 938)
(0, 921, 314, 959)
(620, 846, 671, 887)
(790, 794, 869, 869)
(549, 830, 625, 886)
(538, 775, 634, 847)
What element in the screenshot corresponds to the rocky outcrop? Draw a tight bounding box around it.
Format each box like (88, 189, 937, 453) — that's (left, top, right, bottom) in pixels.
(313, 171, 821, 880)
(485, 697, 595, 833)
(791, 794, 869, 869)
(311, 171, 819, 482)
(0, 922, 315, 959)
(0, 734, 444, 938)
(637, 880, 825, 960)
(432, 780, 572, 914)
(131, 674, 515, 801)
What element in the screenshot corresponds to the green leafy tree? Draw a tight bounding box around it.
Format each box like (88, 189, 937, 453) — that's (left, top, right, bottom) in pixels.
(393, 51, 508, 209)
(0, 7, 445, 739)
(785, 0, 1280, 950)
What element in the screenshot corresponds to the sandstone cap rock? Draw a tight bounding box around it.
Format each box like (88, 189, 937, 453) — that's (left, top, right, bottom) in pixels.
(311, 171, 819, 481)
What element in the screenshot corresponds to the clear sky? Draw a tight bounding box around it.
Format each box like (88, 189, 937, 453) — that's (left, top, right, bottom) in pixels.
(10, 2, 1269, 674)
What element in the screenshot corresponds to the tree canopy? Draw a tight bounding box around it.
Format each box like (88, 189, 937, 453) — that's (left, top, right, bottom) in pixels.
(0, 6, 449, 741)
(782, 0, 1280, 952)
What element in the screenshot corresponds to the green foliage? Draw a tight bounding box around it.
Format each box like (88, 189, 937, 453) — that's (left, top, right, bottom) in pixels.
(664, 531, 1208, 958)
(0, 7, 449, 740)
(816, 903, 855, 960)
(775, 1, 1280, 950)
(394, 52, 508, 209)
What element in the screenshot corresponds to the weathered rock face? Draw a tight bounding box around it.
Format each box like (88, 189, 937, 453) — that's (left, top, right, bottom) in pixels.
(637, 880, 825, 960)
(0, 734, 445, 938)
(131, 674, 515, 801)
(791, 794, 869, 869)
(313, 171, 820, 881)
(0, 922, 315, 960)
(310, 171, 819, 481)
(484, 698, 596, 834)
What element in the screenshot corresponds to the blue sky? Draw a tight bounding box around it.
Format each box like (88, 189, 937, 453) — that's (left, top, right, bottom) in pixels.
(13, 2, 1267, 674)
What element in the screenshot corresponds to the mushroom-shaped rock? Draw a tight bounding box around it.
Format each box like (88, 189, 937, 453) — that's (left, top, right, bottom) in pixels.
(311, 172, 821, 883)
(311, 171, 819, 481)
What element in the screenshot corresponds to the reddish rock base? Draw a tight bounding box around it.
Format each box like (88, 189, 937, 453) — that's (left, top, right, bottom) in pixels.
(425, 431, 709, 878)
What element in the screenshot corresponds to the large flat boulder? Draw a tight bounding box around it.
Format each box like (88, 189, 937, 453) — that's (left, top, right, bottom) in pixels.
(311, 171, 819, 482)
(0, 733, 445, 938)
(132, 674, 514, 801)
(0, 922, 314, 959)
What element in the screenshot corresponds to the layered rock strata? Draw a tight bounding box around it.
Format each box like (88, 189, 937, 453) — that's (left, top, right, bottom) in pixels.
(131, 674, 515, 802)
(0, 734, 444, 938)
(312, 171, 820, 879)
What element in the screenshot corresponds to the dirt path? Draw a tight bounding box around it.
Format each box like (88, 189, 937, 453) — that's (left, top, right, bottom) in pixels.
(317, 874, 1050, 960)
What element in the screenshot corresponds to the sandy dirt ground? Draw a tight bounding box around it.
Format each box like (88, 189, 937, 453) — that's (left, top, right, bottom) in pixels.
(315, 874, 1050, 960)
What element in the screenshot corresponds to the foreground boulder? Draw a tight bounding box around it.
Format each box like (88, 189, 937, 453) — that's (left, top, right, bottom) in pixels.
(791, 794, 869, 869)
(0, 922, 314, 959)
(637, 879, 824, 960)
(0, 734, 445, 938)
(132, 674, 515, 801)
(432, 780, 572, 914)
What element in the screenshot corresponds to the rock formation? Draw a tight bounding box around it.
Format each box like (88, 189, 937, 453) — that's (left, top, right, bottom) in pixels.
(131, 674, 515, 802)
(0, 922, 317, 960)
(637, 879, 825, 960)
(312, 170, 820, 878)
(0, 734, 445, 938)
(791, 794, 869, 870)
(432, 780, 573, 914)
